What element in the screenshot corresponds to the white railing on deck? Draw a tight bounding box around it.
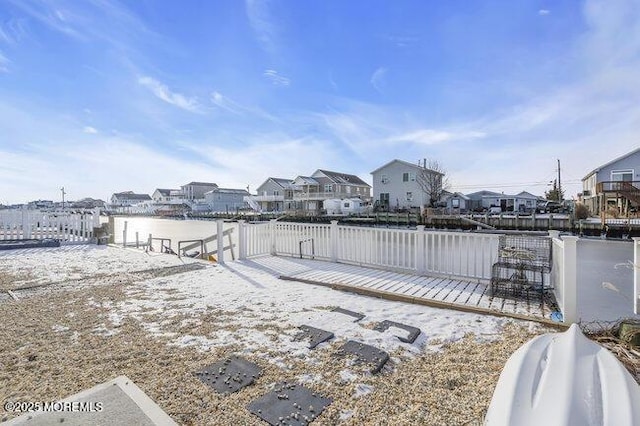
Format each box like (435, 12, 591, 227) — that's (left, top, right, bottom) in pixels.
(238, 220, 501, 282)
(0, 209, 100, 243)
(242, 222, 271, 258)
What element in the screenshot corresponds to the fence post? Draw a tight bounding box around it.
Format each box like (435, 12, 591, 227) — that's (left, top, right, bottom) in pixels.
(108, 216, 115, 244)
(216, 220, 225, 264)
(21, 209, 32, 240)
(561, 236, 579, 323)
(634, 238, 640, 315)
(269, 219, 277, 255)
(123, 221, 128, 248)
(416, 225, 425, 274)
(238, 220, 246, 260)
(330, 220, 338, 262)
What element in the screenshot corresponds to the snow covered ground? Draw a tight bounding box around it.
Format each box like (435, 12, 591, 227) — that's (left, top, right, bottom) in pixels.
(0, 245, 521, 353)
(0, 244, 550, 425)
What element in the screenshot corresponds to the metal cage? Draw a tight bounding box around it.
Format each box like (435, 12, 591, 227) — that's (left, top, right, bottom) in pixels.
(490, 235, 552, 302)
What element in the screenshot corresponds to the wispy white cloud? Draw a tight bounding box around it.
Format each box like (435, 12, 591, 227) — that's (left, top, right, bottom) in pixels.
(263, 69, 290, 86)
(246, 0, 278, 54)
(211, 91, 243, 115)
(538, 9, 550, 16)
(0, 51, 10, 72)
(210, 91, 277, 121)
(138, 76, 201, 113)
(387, 129, 486, 145)
(0, 18, 28, 45)
(83, 126, 97, 134)
(370, 67, 387, 93)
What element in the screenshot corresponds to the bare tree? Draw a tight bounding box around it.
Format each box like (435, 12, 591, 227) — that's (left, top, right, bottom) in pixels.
(415, 159, 450, 208)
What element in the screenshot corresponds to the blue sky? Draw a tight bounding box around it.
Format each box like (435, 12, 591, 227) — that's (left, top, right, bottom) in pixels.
(0, 0, 639, 204)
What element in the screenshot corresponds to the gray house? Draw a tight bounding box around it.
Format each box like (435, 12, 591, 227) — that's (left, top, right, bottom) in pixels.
(445, 192, 471, 213)
(253, 177, 295, 212)
(290, 169, 371, 214)
(466, 190, 542, 213)
(180, 182, 218, 200)
(371, 159, 443, 211)
(581, 147, 640, 216)
(204, 188, 249, 213)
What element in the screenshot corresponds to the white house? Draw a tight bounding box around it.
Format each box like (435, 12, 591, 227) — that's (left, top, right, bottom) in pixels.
(370, 159, 442, 211)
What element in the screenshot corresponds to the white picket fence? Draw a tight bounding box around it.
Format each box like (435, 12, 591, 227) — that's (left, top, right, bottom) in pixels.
(239, 220, 500, 281)
(237, 220, 585, 322)
(0, 209, 100, 243)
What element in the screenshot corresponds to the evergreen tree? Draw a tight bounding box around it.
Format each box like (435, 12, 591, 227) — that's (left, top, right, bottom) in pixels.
(545, 179, 564, 202)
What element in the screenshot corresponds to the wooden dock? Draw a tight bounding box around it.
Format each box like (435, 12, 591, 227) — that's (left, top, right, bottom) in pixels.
(233, 255, 564, 326)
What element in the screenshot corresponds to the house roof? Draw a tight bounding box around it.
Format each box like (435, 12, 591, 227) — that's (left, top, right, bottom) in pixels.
(205, 188, 250, 195)
(515, 191, 543, 199)
(370, 159, 444, 176)
(112, 192, 152, 201)
(293, 176, 319, 185)
(182, 181, 218, 187)
(449, 192, 470, 200)
(465, 190, 503, 199)
(257, 177, 294, 190)
(315, 169, 370, 187)
(582, 146, 640, 181)
(154, 188, 178, 196)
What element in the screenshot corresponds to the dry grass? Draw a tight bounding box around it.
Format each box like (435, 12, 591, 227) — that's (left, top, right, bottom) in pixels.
(0, 271, 550, 425)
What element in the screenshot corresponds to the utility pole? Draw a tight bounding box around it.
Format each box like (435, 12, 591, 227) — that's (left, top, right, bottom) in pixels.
(61, 187, 66, 210)
(557, 159, 562, 202)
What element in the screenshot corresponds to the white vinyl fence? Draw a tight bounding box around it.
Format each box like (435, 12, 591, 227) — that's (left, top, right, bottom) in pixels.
(550, 234, 578, 323)
(238, 220, 500, 281)
(0, 209, 100, 243)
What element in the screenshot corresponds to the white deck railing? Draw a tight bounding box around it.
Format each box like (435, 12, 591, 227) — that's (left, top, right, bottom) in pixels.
(0, 209, 100, 243)
(238, 220, 500, 282)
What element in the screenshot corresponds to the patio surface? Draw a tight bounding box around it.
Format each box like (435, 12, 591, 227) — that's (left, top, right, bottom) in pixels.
(235, 255, 558, 324)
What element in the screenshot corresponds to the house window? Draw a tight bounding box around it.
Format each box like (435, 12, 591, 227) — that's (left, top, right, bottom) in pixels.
(381, 174, 389, 184)
(452, 199, 460, 208)
(324, 184, 332, 192)
(406, 192, 413, 201)
(274, 190, 279, 196)
(403, 172, 416, 182)
(346, 186, 351, 194)
(611, 170, 633, 181)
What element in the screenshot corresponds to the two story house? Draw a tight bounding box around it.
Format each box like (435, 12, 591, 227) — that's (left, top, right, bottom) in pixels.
(252, 177, 295, 212)
(180, 182, 218, 201)
(581, 147, 640, 216)
(291, 169, 371, 214)
(370, 159, 442, 211)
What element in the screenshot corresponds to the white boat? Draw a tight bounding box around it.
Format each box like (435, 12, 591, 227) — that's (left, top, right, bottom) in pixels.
(485, 324, 640, 426)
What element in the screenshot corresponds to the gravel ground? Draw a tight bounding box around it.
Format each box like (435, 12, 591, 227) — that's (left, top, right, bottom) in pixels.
(0, 268, 549, 426)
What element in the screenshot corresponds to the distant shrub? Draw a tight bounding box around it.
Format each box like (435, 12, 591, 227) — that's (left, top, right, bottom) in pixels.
(574, 203, 590, 220)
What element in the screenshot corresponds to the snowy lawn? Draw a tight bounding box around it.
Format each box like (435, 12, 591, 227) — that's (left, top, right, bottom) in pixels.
(0, 245, 550, 425)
